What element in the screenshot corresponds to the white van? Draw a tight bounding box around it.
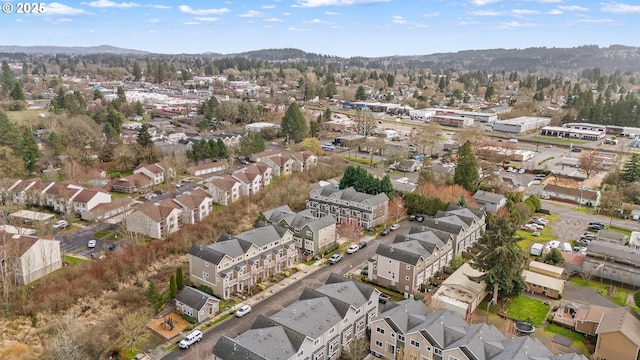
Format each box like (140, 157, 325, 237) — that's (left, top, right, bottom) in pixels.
(508, 138, 518, 143)
(530, 243, 544, 256)
(562, 243, 572, 253)
(179, 330, 203, 349)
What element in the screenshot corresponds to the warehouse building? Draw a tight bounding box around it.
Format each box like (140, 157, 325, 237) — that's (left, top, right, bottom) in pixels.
(491, 116, 551, 134)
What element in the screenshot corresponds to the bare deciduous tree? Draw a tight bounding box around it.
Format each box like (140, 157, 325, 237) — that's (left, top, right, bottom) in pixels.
(578, 150, 607, 180)
(340, 335, 370, 360)
(116, 309, 151, 355)
(42, 313, 90, 360)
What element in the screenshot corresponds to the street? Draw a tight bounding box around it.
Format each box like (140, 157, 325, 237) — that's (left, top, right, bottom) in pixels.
(159, 222, 413, 360)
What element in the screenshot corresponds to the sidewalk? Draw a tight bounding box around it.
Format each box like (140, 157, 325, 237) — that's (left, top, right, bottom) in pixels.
(147, 257, 327, 359)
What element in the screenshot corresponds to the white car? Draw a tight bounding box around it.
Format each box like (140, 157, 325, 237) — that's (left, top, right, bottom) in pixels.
(52, 219, 69, 229)
(389, 224, 400, 231)
(87, 240, 97, 248)
(347, 244, 360, 254)
(532, 232, 541, 237)
(236, 305, 252, 317)
(179, 330, 202, 349)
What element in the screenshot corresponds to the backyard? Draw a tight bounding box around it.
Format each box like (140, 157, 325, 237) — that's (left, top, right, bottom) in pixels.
(503, 295, 550, 327)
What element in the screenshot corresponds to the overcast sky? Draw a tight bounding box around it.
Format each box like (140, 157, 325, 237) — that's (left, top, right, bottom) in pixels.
(2, 0, 639, 57)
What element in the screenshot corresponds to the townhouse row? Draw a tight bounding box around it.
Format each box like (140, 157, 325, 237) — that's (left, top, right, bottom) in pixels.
(0, 178, 112, 215)
(213, 273, 382, 360)
(368, 205, 486, 296)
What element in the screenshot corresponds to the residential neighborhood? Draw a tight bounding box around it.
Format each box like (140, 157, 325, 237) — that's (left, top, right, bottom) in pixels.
(2, 40, 640, 360)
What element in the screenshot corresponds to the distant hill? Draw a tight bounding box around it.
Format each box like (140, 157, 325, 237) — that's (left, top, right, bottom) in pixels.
(0, 45, 149, 55)
(1, 44, 640, 72)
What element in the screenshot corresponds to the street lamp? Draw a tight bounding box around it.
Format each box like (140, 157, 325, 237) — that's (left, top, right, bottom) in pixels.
(486, 297, 495, 323)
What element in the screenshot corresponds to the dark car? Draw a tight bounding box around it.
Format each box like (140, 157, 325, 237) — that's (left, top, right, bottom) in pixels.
(588, 224, 604, 231)
(358, 241, 367, 249)
(380, 228, 390, 236)
(571, 147, 582, 152)
(107, 243, 117, 252)
(589, 221, 605, 227)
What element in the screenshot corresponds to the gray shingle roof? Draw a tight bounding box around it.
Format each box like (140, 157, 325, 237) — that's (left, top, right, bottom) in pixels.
(473, 190, 506, 205)
(271, 296, 344, 339)
(188, 244, 227, 264)
(175, 286, 217, 311)
(312, 185, 389, 207)
(213, 336, 267, 360)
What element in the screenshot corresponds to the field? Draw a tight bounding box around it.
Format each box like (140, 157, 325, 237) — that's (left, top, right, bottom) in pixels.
(5, 109, 49, 126)
(504, 296, 550, 326)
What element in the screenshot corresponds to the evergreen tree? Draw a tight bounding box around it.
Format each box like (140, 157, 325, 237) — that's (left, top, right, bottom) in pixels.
(169, 274, 177, 299)
(217, 138, 228, 159)
(137, 123, 153, 148)
(146, 281, 164, 312)
(10, 82, 25, 101)
(281, 102, 308, 143)
(47, 131, 63, 156)
(254, 212, 267, 227)
(485, 84, 496, 100)
(238, 131, 266, 157)
(19, 127, 39, 173)
(621, 153, 640, 183)
(453, 141, 479, 193)
(176, 267, 184, 291)
(132, 61, 142, 81)
(0, 111, 20, 150)
(380, 174, 394, 198)
(1, 60, 16, 97)
(106, 106, 123, 130)
(104, 122, 120, 143)
(116, 87, 127, 104)
(135, 101, 144, 116)
(309, 120, 320, 138)
(355, 85, 367, 101)
(469, 216, 526, 304)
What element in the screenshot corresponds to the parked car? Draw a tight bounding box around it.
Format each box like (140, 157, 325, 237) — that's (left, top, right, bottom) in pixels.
(87, 239, 97, 248)
(416, 215, 425, 222)
(380, 228, 390, 236)
(589, 221, 605, 228)
(235, 305, 252, 318)
(347, 244, 360, 254)
(52, 219, 69, 229)
(409, 215, 416, 221)
(179, 330, 203, 349)
(571, 147, 582, 152)
(107, 243, 117, 252)
(532, 232, 541, 237)
(379, 293, 391, 304)
(358, 241, 367, 249)
(390, 224, 400, 231)
(588, 224, 604, 231)
(328, 253, 343, 264)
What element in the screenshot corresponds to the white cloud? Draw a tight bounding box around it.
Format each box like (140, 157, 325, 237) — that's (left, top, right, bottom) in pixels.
(147, 18, 161, 22)
(15, 18, 25, 23)
(283, 11, 291, 15)
(264, 17, 284, 22)
(422, 12, 440, 17)
(262, 4, 276, 9)
(293, 0, 389, 8)
(82, 0, 139, 8)
(548, 9, 562, 14)
(470, 9, 502, 16)
(56, 18, 73, 22)
(150, 4, 170, 9)
(195, 17, 219, 22)
(497, 21, 538, 29)
(183, 21, 200, 25)
(578, 17, 614, 23)
(287, 27, 309, 31)
(310, 18, 333, 24)
(600, 2, 640, 13)
(458, 20, 480, 25)
(392, 15, 408, 24)
(557, 5, 588, 11)
(46, 3, 89, 15)
(178, 5, 229, 15)
(524, 0, 562, 2)
(325, 11, 342, 15)
(512, 9, 539, 15)
(239, 10, 265, 17)
(470, 0, 500, 5)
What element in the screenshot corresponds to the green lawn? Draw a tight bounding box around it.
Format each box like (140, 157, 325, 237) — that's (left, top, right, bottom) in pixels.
(343, 154, 379, 166)
(504, 295, 550, 326)
(543, 324, 586, 342)
(5, 109, 48, 126)
(608, 226, 632, 238)
(569, 277, 631, 306)
(93, 230, 110, 239)
(63, 255, 86, 266)
(516, 227, 556, 253)
(541, 137, 587, 145)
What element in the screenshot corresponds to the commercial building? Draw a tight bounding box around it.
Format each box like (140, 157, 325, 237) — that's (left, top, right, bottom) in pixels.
(491, 116, 551, 134)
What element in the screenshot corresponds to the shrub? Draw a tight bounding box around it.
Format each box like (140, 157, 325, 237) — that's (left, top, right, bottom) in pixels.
(634, 291, 640, 308)
(258, 283, 266, 291)
(197, 284, 214, 295)
(182, 314, 198, 324)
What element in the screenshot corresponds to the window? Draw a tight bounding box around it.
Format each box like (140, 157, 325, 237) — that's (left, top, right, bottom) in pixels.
(297, 350, 304, 358)
(202, 272, 209, 279)
(398, 334, 405, 341)
(406, 276, 410, 281)
(313, 338, 320, 346)
(410, 339, 420, 348)
(306, 231, 312, 237)
(376, 327, 385, 335)
(205, 262, 209, 267)
(406, 264, 411, 270)
(375, 340, 383, 348)
(329, 327, 335, 335)
(434, 348, 442, 355)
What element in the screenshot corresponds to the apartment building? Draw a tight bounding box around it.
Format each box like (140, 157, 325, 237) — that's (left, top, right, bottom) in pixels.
(188, 225, 298, 299)
(263, 205, 337, 256)
(307, 185, 389, 229)
(370, 300, 588, 360)
(213, 274, 381, 360)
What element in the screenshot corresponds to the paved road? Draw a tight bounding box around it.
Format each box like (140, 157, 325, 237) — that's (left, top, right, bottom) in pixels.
(158, 222, 413, 360)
